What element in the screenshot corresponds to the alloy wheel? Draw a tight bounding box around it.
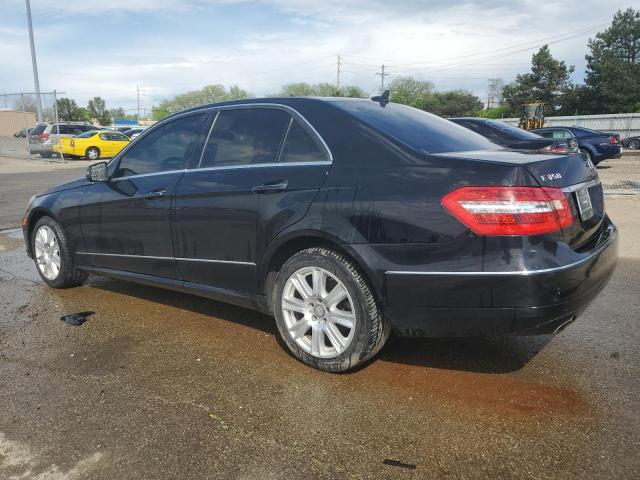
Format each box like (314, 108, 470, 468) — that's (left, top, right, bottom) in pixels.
(34, 225, 60, 280)
(281, 266, 356, 358)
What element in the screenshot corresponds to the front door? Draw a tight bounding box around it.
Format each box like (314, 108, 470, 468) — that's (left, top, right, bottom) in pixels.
(78, 111, 211, 278)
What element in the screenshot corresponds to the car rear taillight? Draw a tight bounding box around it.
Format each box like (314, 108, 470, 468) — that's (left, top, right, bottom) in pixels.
(33, 133, 49, 139)
(442, 186, 573, 235)
(542, 145, 567, 153)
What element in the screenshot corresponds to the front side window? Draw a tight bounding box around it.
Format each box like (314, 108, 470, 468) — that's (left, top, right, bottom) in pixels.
(200, 108, 290, 168)
(280, 120, 328, 163)
(115, 113, 208, 178)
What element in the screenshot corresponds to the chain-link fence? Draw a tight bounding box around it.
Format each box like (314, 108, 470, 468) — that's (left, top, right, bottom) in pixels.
(0, 91, 67, 161)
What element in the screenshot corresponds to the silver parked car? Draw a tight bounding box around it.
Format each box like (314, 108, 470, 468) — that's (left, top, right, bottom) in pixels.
(29, 122, 97, 158)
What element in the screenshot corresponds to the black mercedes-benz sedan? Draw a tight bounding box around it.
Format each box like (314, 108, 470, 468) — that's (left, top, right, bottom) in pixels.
(22, 97, 618, 372)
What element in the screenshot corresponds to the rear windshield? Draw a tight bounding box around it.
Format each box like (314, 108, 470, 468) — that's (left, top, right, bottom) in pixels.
(76, 130, 98, 138)
(572, 127, 603, 136)
(330, 100, 500, 154)
(486, 119, 541, 139)
(30, 124, 46, 135)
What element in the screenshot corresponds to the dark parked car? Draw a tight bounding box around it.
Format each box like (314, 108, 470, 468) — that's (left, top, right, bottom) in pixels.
(450, 117, 578, 153)
(22, 98, 618, 372)
(532, 126, 621, 165)
(14, 127, 31, 138)
(621, 135, 640, 150)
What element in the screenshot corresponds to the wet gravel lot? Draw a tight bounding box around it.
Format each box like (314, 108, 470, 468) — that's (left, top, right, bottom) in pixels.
(0, 165, 639, 479)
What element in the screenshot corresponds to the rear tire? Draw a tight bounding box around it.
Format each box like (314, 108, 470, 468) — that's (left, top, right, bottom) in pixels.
(86, 147, 100, 160)
(31, 217, 87, 288)
(39, 152, 52, 158)
(630, 139, 640, 150)
(273, 247, 390, 372)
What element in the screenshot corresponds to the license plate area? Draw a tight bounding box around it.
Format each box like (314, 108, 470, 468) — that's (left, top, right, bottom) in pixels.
(575, 188, 594, 221)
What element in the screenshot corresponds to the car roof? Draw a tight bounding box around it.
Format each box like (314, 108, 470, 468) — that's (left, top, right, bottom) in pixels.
(178, 96, 370, 116)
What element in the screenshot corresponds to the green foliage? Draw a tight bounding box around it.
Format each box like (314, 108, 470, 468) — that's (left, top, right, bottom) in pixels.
(585, 8, 640, 113)
(424, 90, 484, 117)
(272, 82, 367, 98)
(57, 98, 91, 121)
(152, 84, 254, 120)
(502, 45, 575, 116)
(388, 77, 434, 109)
(387, 78, 482, 117)
(87, 96, 111, 125)
(476, 105, 510, 119)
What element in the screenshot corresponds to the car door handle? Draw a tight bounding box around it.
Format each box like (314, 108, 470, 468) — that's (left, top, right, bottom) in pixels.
(252, 179, 288, 194)
(144, 189, 166, 200)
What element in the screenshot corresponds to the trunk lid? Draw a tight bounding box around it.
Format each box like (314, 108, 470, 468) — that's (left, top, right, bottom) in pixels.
(439, 149, 604, 248)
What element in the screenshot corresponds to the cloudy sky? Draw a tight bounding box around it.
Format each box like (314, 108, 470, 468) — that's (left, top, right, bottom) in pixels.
(0, 0, 632, 112)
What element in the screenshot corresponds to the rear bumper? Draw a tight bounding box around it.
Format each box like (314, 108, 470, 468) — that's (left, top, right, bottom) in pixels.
(383, 220, 618, 337)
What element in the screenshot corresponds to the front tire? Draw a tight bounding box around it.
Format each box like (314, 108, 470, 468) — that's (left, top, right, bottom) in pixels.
(86, 147, 100, 160)
(273, 247, 390, 372)
(32, 217, 87, 288)
(629, 139, 640, 150)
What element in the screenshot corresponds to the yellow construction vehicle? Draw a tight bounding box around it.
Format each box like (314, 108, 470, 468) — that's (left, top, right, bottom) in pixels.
(518, 102, 545, 130)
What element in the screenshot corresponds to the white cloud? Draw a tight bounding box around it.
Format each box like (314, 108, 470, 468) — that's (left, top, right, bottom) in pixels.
(0, 0, 632, 110)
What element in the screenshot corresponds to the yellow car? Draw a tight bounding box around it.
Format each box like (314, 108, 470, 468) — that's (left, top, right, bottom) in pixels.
(53, 129, 130, 160)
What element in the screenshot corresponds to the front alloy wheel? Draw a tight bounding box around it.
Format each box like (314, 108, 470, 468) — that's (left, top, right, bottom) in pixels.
(31, 216, 87, 288)
(282, 266, 356, 358)
(34, 225, 60, 281)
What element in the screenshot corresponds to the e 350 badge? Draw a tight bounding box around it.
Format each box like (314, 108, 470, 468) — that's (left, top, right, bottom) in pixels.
(540, 173, 562, 182)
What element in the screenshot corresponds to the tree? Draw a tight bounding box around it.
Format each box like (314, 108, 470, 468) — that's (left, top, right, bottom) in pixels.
(56, 97, 90, 121)
(502, 45, 575, 116)
(424, 90, 484, 117)
(272, 82, 367, 98)
(387, 77, 434, 109)
(152, 84, 253, 120)
(584, 8, 640, 113)
(13, 95, 37, 113)
(87, 96, 110, 125)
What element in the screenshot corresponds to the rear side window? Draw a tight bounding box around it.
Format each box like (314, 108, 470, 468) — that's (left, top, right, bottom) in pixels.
(280, 120, 328, 163)
(331, 101, 499, 154)
(68, 126, 86, 136)
(114, 113, 208, 178)
(536, 130, 554, 139)
(200, 108, 290, 168)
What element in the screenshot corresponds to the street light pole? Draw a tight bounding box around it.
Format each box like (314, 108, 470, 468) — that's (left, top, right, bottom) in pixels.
(25, 0, 43, 122)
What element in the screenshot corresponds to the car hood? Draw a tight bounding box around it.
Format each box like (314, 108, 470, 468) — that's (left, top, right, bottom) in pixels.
(37, 177, 89, 197)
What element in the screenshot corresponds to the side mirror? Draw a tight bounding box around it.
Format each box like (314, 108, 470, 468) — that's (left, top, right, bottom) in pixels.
(86, 161, 108, 182)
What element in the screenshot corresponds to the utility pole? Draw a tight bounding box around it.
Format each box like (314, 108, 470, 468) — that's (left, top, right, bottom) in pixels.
(25, 0, 43, 122)
(336, 54, 342, 94)
(376, 65, 389, 92)
(136, 85, 141, 126)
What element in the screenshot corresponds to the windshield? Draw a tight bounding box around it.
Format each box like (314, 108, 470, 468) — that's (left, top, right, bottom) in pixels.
(76, 130, 98, 138)
(487, 119, 542, 139)
(330, 100, 500, 154)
